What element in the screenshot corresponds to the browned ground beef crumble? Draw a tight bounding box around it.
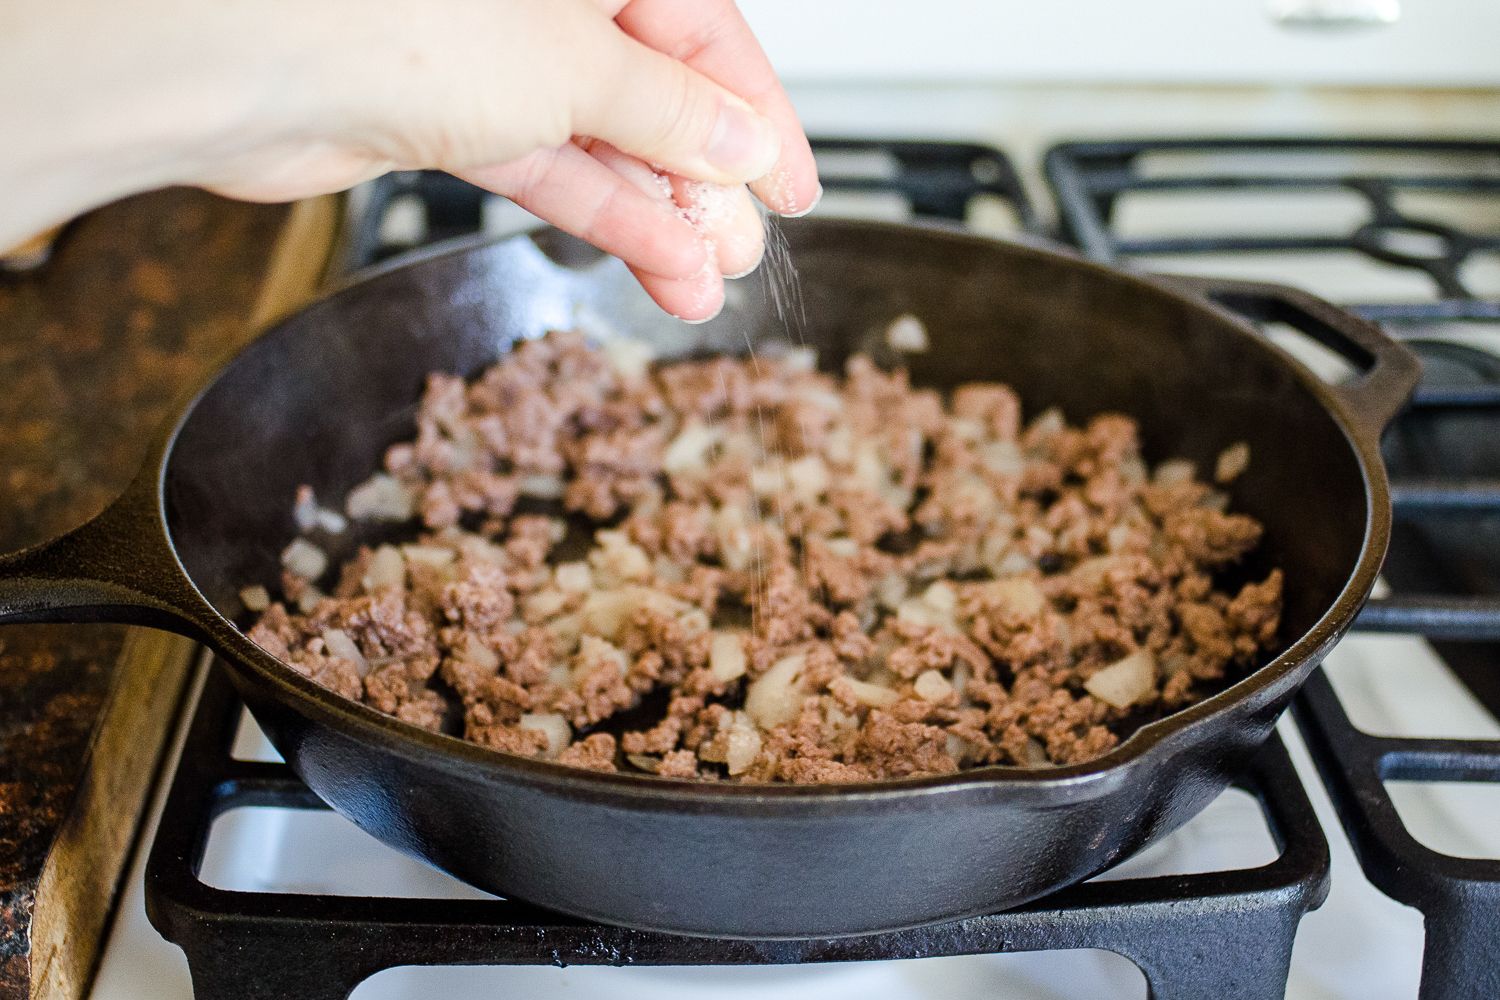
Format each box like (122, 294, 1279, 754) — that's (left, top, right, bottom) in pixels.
(245, 329, 1283, 783)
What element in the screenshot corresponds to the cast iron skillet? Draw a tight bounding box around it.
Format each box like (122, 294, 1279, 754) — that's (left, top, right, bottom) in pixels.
(0, 219, 1419, 939)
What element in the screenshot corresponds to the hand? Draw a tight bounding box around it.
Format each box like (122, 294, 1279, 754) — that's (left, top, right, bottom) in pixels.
(2, 0, 821, 320)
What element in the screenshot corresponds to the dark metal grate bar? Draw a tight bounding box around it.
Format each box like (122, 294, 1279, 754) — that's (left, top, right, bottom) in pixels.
(1407, 382, 1500, 409)
(144, 669, 1330, 1000)
(1389, 478, 1500, 513)
(1045, 137, 1500, 311)
(1294, 672, 1500, 1000)
(1356, 596, 1500, 640)
(344, 138, 1042, 272)
(1049, 134, 1500, 1000)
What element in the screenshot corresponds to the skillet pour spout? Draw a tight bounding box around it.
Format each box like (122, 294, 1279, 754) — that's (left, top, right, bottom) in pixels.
(0, 221, 1419, 937)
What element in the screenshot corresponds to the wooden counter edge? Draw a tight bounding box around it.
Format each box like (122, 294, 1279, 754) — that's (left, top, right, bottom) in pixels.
(24, 193, 341, 1000)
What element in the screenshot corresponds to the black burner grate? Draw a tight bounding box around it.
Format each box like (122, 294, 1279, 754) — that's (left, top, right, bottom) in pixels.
(1045, 137, 1500, 324)
(1049, 136, 1500, 1000)
(145, 668, 1329, 1000)
(343, 138, 1040, 270)
(1294, 363, 1500, 1000)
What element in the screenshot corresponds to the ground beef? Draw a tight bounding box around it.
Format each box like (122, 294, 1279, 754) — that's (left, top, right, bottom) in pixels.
(248, 329, 1283, 782)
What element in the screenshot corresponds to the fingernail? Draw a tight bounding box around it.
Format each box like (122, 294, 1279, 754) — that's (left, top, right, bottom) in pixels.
(724, 244, 766, 280)
(779, 182, 823, 219)
(677, 294, 726, 325)
(705, 104, 781, 182)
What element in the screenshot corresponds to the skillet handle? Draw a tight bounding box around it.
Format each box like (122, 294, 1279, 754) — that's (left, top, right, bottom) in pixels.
(0, 469, 204, 636)
(1160, 274, 1423, 438)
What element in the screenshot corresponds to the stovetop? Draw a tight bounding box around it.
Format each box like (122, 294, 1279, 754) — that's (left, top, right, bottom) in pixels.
(92, 136, 1500, 1000)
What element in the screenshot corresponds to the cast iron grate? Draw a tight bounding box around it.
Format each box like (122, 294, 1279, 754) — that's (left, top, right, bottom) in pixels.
(1045, 136, 1500, 323)
(342, 138, 1040, 270)
(1048, 136, 1500, 1000)
(1293, 360, 1500, 1000)
(145, 668, 1329, 1000)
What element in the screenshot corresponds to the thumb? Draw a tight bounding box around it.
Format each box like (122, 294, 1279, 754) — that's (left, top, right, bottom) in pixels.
(568, 24, 782, 187)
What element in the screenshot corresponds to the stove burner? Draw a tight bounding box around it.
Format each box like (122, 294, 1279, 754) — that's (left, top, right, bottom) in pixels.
(1045, 137, 1500, 322)
(1354, 220, 1460, 265)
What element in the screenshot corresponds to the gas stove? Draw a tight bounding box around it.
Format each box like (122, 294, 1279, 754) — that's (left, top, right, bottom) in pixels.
(90, 136, 1500, 1000)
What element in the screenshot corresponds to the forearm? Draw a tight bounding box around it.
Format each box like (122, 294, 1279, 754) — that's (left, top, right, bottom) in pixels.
(0, 0, 322, 250)
(0, 0, 818, 320)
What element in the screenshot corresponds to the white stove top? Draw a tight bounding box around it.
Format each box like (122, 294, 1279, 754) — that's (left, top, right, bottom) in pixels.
(90, 630, 1500, 1000)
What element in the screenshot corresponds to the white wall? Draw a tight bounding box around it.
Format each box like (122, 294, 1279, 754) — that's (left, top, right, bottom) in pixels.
(740, 0, 1500, 87)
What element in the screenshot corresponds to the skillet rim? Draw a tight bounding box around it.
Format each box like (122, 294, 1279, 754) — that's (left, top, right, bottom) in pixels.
(159, 218, 1388, 804)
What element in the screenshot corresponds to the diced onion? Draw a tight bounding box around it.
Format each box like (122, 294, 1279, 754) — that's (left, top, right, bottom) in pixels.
(1215, 442, 1251, 484)
(1153, 459, 1196, 486)
(239, 585, 270, 612)
(785, 455, 829, 501)
(402, 544, 454, 568)
(518, 474, 564, 499)
(652, 557, 686, 585)
(461, 633, 499, 671)
(1018, 737, 1051, 767)
(519, 712, 572, 757)
(896, 598, 949, 631)
(980, 440, 1024, 476)
(295, 487, 349, 535)
(745, 653, 806, 729)
(590, 530, 651, 584)
(345, 473, 414, 522)
(523, 588, 569, 622)
(296, 586, 326, 614)
(993, 550, 1034, 577)
(580, 590, 635, 641)
(599, 336, 655, 381)
(554, 561, 592, 593)
(885, 313, 930, 353)
(825, 536, 859, 559)
(322, 628, 368, 675)
(626, 753, 661, 773)
(714, 506, 754, 572)
(663, 423, 722, 476)
(978, 577, 1046, 618)
(363, 545, 405, 591)
(1084, 649, 1157, 709)
(281, 539, 328, 581)
(876, 573, 909, 611)
(725, 714, 762, 775)
(1027, 409, 1065, 440)
(546, 614, 582, 651)
(709, 631, 747, 683)
(845, 677, 899, 709)
(781, 347, 817, 373)
(921, 580, 958, 617)
(914, 669, 954, 703)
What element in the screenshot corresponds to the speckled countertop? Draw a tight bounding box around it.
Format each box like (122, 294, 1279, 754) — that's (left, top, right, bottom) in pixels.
(0, 190, 293, 998)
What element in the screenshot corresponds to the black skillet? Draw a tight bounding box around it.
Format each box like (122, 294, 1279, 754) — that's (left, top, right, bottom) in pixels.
(0, 219, 1419, 938)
